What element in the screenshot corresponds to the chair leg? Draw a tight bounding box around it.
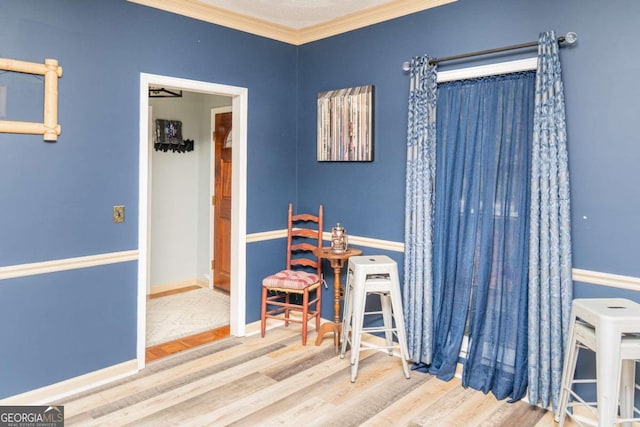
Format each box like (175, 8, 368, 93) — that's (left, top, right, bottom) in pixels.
(315, 287, 322, 333)
(284, 293, 290, 327)
(302, 288, 309, 346)
(261, 286, 268, 338)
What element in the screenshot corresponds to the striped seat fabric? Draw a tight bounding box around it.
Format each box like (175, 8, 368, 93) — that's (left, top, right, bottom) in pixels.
(263, 269, 320, 291)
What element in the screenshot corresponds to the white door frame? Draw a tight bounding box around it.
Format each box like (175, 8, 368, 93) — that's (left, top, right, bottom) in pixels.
(138, 73, 248, 369)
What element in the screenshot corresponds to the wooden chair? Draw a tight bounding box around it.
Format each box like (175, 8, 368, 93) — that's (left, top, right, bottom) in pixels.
(261, 203, 323, 345)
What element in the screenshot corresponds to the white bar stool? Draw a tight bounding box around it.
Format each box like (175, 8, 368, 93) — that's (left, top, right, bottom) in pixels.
(339, 255, 410, 383)
(556, 298, 640, 427)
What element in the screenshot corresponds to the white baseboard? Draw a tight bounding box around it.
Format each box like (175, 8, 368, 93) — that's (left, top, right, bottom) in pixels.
(243, 316, 333, 337)
(0, 359, 138, 406)
(243, 318, 265, 336)
(150, 278, 205, 294)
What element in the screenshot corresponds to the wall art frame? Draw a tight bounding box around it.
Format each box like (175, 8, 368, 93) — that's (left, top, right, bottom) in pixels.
(317, 84, 373, 162)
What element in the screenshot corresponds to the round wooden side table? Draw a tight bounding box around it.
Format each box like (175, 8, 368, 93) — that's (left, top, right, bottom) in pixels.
(313, 247, 362, 348)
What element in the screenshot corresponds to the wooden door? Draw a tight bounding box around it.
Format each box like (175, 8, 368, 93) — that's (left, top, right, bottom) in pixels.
(214, 112, 232, 292)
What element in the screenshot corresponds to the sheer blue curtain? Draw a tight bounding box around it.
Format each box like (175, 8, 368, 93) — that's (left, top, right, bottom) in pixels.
(429, 72, 535, 401)
(403, 55, 438, 365)
(527, 31, 573, 410)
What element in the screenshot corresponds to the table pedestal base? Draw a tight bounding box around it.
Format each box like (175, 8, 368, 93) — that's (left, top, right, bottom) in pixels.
(311, 247, 362, 350)
(315, 321, 342, 348)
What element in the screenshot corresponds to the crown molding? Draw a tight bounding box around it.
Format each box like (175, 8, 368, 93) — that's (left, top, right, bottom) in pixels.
(128, 0, 457, 45)
(128, 0, 299, 43)
(296, 0, 457, 45)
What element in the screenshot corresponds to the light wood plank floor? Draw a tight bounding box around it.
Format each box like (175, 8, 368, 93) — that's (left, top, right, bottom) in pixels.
(56, 326, 572, 426)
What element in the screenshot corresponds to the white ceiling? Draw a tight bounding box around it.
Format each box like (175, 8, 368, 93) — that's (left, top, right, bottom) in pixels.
(199, 0, 396, 29)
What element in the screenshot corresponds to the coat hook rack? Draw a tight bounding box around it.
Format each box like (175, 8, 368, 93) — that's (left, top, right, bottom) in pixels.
(149, 87, 183, 98)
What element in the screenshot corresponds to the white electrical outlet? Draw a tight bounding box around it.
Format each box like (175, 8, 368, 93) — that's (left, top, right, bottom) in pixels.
(0, 86, 6, 118)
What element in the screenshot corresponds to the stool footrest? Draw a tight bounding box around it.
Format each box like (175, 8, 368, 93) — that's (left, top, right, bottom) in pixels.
(362, 310, 385, 316)
(361, 326, 399, 334)
(570, 378, 596, 385)
(566, 389, 598, 413)
(358, 342, 402, 352)
(564, 413, 598, 427)
(618, 416, 640, 423)
(567, 401, 597, 409)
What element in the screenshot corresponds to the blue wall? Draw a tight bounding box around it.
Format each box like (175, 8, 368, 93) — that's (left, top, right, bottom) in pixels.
(0, 263, 138, 396)
(297, 0, 640, 280)
(299, 0, 640, 311)
(0, 0, 298, 398)
(2, 0, 640, 400)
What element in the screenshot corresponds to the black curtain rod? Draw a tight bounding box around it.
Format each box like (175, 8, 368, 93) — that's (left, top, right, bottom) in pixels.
(402, 32, 577, 70)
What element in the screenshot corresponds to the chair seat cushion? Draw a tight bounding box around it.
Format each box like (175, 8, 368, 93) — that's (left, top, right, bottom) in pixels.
(262, 270, 320, 291)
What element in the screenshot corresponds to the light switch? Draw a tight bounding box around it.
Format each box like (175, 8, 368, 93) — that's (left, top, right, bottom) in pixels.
(113, 205, 125, 223)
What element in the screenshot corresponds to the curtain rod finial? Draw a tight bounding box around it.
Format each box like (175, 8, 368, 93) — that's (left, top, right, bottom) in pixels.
(563, 32, 578, 44)
(402, 61, 411, 72)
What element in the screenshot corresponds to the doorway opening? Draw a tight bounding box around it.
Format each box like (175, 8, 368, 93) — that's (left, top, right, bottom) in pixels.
(137, 73, 248, 369)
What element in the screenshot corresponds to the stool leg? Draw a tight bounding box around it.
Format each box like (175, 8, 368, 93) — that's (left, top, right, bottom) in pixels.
(619, 359, 635, 427)
(380, 292, 394, 356)
(556, 312, 578, 424)
(350, 274, 367, 382)
(340, 279, 353, 359)
(389, 281, 410, 379)
(596, 325, 624, 427)
(349, 276, 364, 366)
(556, 325, 579, 426)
